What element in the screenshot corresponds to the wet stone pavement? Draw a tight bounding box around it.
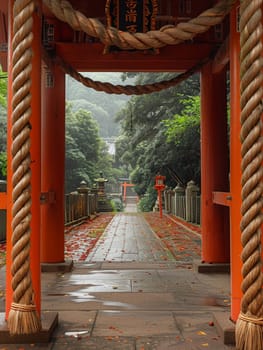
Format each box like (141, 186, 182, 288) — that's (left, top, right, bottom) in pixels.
(87, 213, 174, 262)
(0, 211, 235, 349)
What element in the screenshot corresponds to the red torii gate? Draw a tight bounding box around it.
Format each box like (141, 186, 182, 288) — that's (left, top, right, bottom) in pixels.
(121, 181, 135, 203)
(0, 0, 261, 348)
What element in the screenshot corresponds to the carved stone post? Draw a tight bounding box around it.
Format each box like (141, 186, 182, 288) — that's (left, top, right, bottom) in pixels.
(186, 180, 200, 222)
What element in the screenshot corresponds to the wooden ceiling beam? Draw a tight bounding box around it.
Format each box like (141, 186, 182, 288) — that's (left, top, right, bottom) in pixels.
(55, 42, 215, 72)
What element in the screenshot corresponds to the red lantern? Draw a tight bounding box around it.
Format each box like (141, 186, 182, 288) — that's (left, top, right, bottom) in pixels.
(154, 175, 166, 191)
(154, 175, 165, 218)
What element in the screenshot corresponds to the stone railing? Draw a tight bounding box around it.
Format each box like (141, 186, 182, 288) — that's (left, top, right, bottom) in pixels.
(0, 181, 100, 241)
(64, 183, 98, 225)
(164, 180, 200, 225)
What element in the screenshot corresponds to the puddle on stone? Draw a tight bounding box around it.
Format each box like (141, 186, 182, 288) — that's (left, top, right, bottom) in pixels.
(65, 330, 89, 337)
(69, 271, 118, 282)
(68, 290, 134, 309)
(102, 300, 135, 308)
(69, 290, 96, 302)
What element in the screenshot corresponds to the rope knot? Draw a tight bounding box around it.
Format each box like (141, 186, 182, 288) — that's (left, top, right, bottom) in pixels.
(11, 302, 37, 313)
(239, 312, 263, 326)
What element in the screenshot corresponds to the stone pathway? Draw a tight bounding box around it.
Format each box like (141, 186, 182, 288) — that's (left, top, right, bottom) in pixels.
(87, 213, 173, 262)
(0, 212, 235, 349)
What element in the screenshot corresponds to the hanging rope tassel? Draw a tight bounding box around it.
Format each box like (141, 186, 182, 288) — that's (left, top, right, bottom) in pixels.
(236, 313, 263, 349)
(7, 0, 41, 335)
(235, 0, 263, 348)
(8, 303, 41, 335)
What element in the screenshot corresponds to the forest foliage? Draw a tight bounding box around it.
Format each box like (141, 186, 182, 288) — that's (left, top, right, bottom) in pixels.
(65, 103, 124, 193)
(114, 72, 200, 210)
(66, 73, 132, 137)
(0, 69, 201, 213)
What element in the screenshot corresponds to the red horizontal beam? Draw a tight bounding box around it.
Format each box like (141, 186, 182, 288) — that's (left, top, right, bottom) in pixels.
(122, 183, 134, 187)
(55, 42, 214, 72)
(212, 191, 231, 207)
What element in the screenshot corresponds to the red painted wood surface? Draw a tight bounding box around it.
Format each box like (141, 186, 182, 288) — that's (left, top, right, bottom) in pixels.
(229, 3, 242, 323)
(212, 191, 231, 207)
(200, 62, 230, 264)
(41, 64, 65, 263)
(0, 192, 7, 209)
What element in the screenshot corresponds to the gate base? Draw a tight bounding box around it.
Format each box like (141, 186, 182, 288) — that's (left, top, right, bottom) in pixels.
(213, 311, 235, 345)
(0, 311, 58, 344)
(41, 259, 73, 272)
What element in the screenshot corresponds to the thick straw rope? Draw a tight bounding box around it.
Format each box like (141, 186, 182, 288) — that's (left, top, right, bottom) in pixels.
(43, 0, 237, 51)
(235, 0, 263, 349)
(50, 51, 211, 95)
(7, 0, 41, 335)
(42, 0, 236, 95)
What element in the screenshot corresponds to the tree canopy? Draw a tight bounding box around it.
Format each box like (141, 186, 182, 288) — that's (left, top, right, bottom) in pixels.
(66, 73, 132, 137)
(65, 103, 125, 193)
(0, 68, 202, 206)
(66, 104, 101, 192)
(115, 72, 200, 210)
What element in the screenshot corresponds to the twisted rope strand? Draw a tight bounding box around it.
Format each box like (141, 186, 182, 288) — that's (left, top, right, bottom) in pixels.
(239, 0, 263, 316)
(236, 0, 263, 348)
(11, 0, 34, 307)
(43, 0, 237, 50)
(8, 0, 41, 335)
(50, 50, 211, 95)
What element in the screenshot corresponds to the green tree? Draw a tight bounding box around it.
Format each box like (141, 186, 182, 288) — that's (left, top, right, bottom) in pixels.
(0, 152, 7, 179)
(66, 73, 131, 138)
(69, 99, 115, 137)
(115, 73, 200, 210)
(164, 95, 200, 143)
(0, 66, 7, 108)
(65, 106, 101, 192)
(95, 140, 124, 185)
(137, 185, 157, 212)
(65, 103, 124, 193)
(163, 95, 201, 184)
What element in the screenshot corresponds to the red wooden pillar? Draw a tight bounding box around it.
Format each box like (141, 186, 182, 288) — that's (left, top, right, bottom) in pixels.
(229, 3, 242, 322)
(6, 0, 42, 316)
(30, 0, 42, 313)
(41, 63, 65, 263)
(200, 63, 230, 263)
(123, 181, 127, 202)
(5, 0, 14, 318)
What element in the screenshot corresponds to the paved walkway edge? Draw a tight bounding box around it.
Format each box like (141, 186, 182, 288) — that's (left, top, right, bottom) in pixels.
(213, 311, 236, 345)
